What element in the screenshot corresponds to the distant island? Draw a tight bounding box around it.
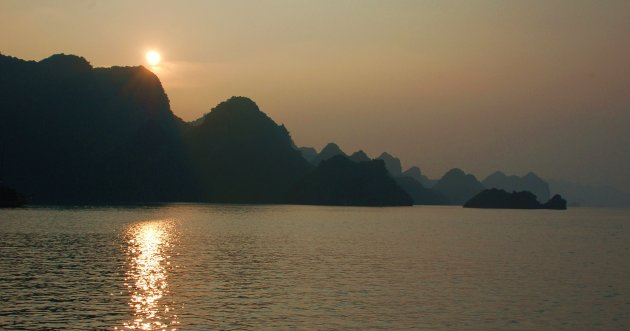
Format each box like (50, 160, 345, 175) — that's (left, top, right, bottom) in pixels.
(0, 182, 28, 208)
(1, 52, 623, 208)
(464, 189, 567, 210)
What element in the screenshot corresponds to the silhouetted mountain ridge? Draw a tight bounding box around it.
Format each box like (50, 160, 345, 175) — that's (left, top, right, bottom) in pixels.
(1, 53, 414, 206)
(312, 142, 346, 165)
(349, 150, 371, 163)
(433, 168, 485, 205)
(298, 147, 318, 163)
(377, 152, 402, 177)
(402, 166, 435, 188)
(287, 155, 412, 206)
(0, 53, 594, 208)
(394, 176, 449, 205)
(483, 171, 550, 202)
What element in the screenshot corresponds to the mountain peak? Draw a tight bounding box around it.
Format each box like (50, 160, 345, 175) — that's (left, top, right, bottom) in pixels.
(319, 143, 345, 157)
(443, 168, 466, 178)
(298, 146, 318, 163)
(378, 152, 394, 159)
(187, 96, 310, 202)
(376, 152, 402, 177)
(209, 96, 260, 115)
(402, 166, 432, 187)
(39, 53, 92, 73)
(487, 170, 506, 178)
(433, 168, 485, 204)
(349, 150, 371, 163)
(524, 172, 542, 180)
(313, 143, 346, 165)
(482, 170, 550, 202)
(197, 96, 273, 129)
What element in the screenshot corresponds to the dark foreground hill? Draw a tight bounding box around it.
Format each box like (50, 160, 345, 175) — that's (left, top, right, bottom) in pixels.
(0, 53, 191, 204)
(185, 96, 311, 203)
(0, 53, 314, 204)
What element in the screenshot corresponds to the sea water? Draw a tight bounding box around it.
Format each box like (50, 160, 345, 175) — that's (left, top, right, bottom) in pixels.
(1, 205, 629, 330)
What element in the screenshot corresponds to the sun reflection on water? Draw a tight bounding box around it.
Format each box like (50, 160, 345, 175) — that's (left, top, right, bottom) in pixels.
(121, 221, 178, 330)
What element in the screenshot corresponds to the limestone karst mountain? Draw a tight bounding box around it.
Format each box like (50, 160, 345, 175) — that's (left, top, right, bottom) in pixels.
(312, 142, 347, 165)
(287, 155, 412, 206)
(483, 171, 550, 202)
(433, 168, 485, 205)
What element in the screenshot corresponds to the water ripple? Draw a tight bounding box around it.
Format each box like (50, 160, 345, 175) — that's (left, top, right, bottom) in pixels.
(1, 205, 629, 330)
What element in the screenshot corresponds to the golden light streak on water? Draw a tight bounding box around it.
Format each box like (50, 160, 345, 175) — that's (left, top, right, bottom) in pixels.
(121, 221, 178, 330)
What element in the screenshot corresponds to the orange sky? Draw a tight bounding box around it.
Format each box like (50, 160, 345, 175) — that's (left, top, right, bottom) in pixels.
(2, 0, 629, 190)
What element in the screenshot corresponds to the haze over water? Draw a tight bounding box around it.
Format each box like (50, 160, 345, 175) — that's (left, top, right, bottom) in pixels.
(1, 205, 629, 330)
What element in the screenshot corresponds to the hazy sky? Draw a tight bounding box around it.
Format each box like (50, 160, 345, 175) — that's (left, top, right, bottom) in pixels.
(2, 0, 629, 191)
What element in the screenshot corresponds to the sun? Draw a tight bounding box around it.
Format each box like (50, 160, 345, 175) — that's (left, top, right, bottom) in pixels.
(146, 50, 161, 66)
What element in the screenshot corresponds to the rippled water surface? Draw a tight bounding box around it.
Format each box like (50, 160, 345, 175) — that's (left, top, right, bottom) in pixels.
(1, 205, 629, 330)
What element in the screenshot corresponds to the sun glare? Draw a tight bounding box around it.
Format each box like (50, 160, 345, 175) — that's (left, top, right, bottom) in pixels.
(146, 50, 161, 66)
(123, 221, 178, 330)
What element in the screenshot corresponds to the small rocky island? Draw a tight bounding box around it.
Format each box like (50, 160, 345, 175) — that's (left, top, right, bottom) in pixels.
(464, 188, 567, 210)
(0, 183, 28, 208)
